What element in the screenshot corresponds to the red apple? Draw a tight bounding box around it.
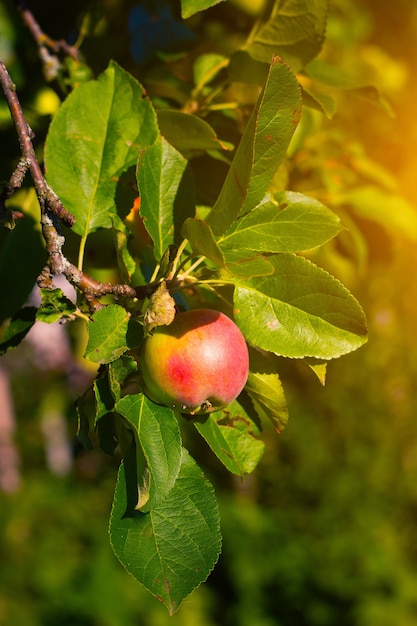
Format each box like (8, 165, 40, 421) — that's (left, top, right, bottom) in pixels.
(140, 308, 249, 414)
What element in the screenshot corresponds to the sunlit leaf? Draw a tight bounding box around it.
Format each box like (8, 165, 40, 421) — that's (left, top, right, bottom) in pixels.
(206, 56, 302, 236)
(37, 288, 76, 323)
(232, 254, 368, 359)
(45, 61, 159, 238)
(85, 305, 131, 364)
(181, 0, 225, 19)
(239, 0, 329, 72)
(109, 448, 221, 614)
(218, 192, 343, 253)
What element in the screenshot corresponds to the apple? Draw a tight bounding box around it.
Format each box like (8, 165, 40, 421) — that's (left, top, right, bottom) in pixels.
(140, 308, 249, 414)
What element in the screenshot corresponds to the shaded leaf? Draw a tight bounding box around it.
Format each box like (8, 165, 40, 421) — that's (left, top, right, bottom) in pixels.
(108, 355, 139, 401)
(137, 136, 195, 261)
(194, 401, 265, 476)
(0, 215, 45, 324)
(0, 307, 37, 355)
(109, 448, 221, 614)
(245, 348, 288, 433)
(157, 109, 233, 158)
(181, 218, 225, 266)
(116, 394, 182, 511)
(111, 214, 137, 284)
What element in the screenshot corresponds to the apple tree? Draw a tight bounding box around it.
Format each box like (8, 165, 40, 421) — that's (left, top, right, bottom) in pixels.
(0, 0, 369, 614)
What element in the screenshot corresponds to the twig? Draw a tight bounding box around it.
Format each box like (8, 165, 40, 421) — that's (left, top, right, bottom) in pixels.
(0, 60, 156, 313)
(14, 0, 79, 81)
(0, 60, 75, 227)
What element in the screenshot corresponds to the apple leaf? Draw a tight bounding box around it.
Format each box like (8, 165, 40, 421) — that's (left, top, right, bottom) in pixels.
(93, 368, 115, 422)
(223, 251, 275, 278)
(181, 218, 225, 266)
(194, 403, 265, 477)
(219, 192, 343, 254)
(232, 254, 368, 359)
(36, 288, 76, 323)
(116, 394, 182, 511)
(84, 305, 140, 364)
(137, 135, 195, 261)
(108, 356, 139, 401)
(109, 448, 222, 614)
(45, 61, 158, 239)
(0, 306, 37, 355)
(180, 0, 225, 19)
(206, 56, 302, 236)
(246, 348, 289, 433)
(240, 0, 329, 73)
(157, 109, 233, 158)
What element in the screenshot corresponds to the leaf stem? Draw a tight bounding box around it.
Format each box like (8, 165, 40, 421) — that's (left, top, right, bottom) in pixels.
(167, 239, 188, 279)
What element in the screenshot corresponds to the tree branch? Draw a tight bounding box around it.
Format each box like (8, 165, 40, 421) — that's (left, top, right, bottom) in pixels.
(14, 0, 79, 81)
(0, 60, 155, 313)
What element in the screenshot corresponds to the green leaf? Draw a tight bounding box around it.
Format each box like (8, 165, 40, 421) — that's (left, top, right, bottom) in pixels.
(93, 367, 115, 422)
(111, 214, 137, 284)
(181, 0, 225, 19)
(245, 348, 289, 433)
(137, 136, 195, 261)
(241, 0, 329, 73)
(36, 288, 76, 323)
(108, 355, 138, 401)
(45, 61, 158, 238)
(224, 251, 275, 278)
(84, 305, 132, 364)
(116, 394, 182, 511)
(300, 85, 337, 119)
(181, 218, 225, 266)
(193, 53, 228, 89)
(109, 448, 222, 614)
(206, 56, 302, 236)
(0, 306, 37, 355)
(232, 254, 368, 359)
(194, 402, 265, 476)
(0, 215, 45, 324)
(219, 192, 343, 254)
(157, 109, 233, 158)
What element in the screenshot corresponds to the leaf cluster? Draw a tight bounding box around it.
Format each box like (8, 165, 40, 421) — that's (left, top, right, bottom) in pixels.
(0, 0, 371, 613)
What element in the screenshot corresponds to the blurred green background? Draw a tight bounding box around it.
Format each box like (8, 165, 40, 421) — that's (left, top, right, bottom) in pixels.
(1, 0, 417, 624)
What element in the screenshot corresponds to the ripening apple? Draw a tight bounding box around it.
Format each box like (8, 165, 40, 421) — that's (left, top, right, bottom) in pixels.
(140, 308, 249, 414)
